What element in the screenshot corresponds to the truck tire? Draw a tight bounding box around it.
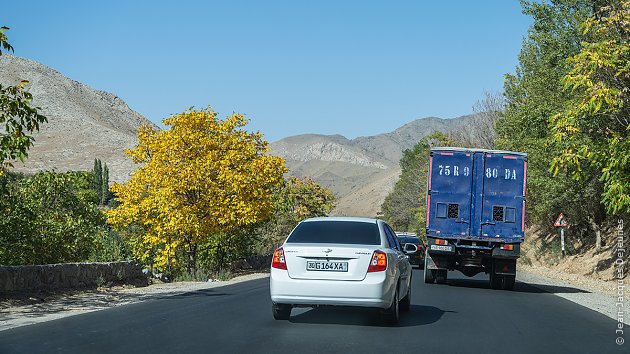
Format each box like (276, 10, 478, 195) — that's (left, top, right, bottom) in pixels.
(435, 269, 448, 284)
(490, 271, 502, 290)
(504, 274, 516, 290)
(489, 262, 502, 290)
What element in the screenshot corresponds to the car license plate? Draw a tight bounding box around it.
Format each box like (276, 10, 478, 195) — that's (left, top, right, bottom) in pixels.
(430, 245, 452, 251)
(306, 261, 348, 272)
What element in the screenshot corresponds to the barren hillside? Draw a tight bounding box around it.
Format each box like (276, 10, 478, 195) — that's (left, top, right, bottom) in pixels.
(1, 54, 471, 215)
(0, 55, 155, 183)
(271, 116, 472, 216)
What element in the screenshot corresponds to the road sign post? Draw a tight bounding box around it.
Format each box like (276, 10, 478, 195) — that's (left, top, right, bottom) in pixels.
(554, 213, 569, 257)
(561, 228, 565, 257)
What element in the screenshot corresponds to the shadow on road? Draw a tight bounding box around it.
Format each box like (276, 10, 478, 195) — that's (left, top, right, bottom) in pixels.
(445, 278, 589, 294)
(169, 289, 230, 298)
(288, 304, 455, 327)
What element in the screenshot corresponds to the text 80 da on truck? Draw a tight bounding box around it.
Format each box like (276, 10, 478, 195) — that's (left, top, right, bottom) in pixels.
(424, 147, 527, 290)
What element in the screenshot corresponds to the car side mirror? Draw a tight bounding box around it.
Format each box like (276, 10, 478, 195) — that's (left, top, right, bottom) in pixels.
(403, 243, 418, 254)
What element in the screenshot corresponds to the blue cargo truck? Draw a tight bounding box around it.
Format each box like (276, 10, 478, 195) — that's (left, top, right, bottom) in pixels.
(424, 147, 527, 290)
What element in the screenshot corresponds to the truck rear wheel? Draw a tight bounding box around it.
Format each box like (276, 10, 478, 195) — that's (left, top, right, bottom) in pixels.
(424, 267, 435, 283)
(490, 271, 502, 290)
(504, 274, 516, 290)
(435, 269, 448, 284)
(489, 262, 516, 290)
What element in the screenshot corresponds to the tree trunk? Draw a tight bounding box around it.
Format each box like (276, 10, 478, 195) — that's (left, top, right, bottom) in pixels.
(595, 230, 601, 251)
(588, 217, 602, 251)
(187, 242, 197, 278)
(216, 246, 225, 275)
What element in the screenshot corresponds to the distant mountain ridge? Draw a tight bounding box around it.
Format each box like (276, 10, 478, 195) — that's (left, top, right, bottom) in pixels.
(1, 54, 472, 216)
(0, 55, 155, 182)
(270, 115, 473, 217)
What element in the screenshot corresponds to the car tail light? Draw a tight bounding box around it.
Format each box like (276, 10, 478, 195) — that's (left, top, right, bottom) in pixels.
(501, 244, 514, 251)
(367, 250, 387, 272)
(271, 248, 287, 270)
(435, 239, 448, 245)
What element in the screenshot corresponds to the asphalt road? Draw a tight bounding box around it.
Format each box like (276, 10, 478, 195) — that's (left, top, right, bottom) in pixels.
(0, 270, 624, 354)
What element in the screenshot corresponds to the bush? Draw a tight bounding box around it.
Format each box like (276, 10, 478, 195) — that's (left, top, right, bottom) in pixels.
(0, 170, 108, 265)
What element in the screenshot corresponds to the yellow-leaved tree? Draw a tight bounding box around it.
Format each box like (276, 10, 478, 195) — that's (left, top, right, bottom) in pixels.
(107, 108, 287, 276)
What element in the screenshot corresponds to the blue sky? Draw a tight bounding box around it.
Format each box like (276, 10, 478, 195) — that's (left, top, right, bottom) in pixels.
(2, 1, 531, 142)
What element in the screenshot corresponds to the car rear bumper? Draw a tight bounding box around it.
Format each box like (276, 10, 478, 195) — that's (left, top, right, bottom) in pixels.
(269, 268, 395, 309)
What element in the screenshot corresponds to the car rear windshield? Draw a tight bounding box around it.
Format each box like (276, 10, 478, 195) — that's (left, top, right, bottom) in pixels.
(286, 221, 381, 245)
(398, 237, 420, 244)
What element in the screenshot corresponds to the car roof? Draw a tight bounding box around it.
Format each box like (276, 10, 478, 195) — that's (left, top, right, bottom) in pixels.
(398, 236, 420, 242)
(301, 216, 380, 224)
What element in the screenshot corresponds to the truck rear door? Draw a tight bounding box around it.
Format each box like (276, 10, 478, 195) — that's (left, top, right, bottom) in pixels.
(480, 152, 527, 240)
(427, 150, 474, 237)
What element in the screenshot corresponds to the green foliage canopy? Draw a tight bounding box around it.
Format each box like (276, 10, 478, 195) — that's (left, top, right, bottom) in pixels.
(550, 0, 630, 214)
(496, 0, 609, 237)
(0, 26, 47, 172)
(0, 171, 106, 265)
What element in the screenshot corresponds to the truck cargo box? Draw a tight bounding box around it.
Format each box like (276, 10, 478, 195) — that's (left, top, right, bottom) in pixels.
(426, 147, 527, 243)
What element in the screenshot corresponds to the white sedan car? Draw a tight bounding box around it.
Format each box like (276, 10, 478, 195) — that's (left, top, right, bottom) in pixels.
(269, 217, 413, 324)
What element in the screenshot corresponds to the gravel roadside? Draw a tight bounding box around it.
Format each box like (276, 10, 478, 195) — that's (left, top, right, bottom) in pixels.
(1, 267, 623, 332)
(517, 268, 620, 320)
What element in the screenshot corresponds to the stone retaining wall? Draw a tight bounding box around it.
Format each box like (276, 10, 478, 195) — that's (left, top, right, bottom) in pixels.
(0, 261, 147, 294)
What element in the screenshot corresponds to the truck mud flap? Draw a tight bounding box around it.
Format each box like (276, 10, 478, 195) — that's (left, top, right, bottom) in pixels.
(492, 259, 516, 276)
(425, 252, 450, 270)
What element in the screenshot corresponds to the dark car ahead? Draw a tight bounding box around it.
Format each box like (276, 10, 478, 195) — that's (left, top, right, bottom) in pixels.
(396, 234, 424, 268)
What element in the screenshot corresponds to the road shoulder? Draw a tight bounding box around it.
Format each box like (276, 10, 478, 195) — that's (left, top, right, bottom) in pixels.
(517, 268, 619, 320)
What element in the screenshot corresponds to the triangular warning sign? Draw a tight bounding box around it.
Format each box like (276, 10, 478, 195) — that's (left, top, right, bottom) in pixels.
(554, 213, 569, 227)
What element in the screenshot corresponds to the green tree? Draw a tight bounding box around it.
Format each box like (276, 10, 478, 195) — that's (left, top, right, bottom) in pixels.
(550, 0, 630, 214)
(0, 26, 48, 173)
(107, 108, 287, 276)
(0, 171, 105, 265)
(93, 158, 103, 203)
(254, 176, 336, 254)
(101, 162, 109, 205)
(496, 0, 608, 242)
(380, 132, 453, 240)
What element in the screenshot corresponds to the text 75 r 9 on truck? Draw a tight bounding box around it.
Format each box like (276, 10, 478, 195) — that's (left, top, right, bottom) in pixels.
(424, 147, 527, 290)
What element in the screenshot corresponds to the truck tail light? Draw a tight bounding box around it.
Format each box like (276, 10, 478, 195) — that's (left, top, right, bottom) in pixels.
(435, 239, 448, 245)
(367, 250, 387, 272)
(501, 244, 514, 251)
(271, 247, 287, 270)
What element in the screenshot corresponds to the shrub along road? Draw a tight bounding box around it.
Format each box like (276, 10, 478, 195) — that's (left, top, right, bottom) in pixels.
(0, 270, 623, 353)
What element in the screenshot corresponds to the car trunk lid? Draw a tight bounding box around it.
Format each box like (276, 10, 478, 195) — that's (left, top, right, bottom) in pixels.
(283, 244, 376, 281)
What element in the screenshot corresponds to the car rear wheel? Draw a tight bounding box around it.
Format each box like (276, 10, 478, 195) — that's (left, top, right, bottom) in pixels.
(400, 279, 412, 312)
(383, 287, 400, 324)
(272, 303, 292, 320)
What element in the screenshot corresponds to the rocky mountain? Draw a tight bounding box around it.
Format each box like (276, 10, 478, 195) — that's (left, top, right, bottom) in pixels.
(0, 55, 155, 183)
(1, 54, 472, 216)
(353, 116, 473, 165)
(270, 115, 473, 217)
